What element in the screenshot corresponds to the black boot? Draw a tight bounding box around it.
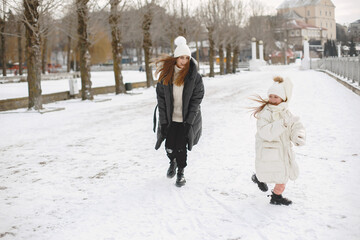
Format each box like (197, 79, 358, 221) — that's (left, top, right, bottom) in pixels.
(251, 174, 268, 192)
(270, 192, 292, 206)
(167, 158, 177, 178)
(175, 168, 186, 187)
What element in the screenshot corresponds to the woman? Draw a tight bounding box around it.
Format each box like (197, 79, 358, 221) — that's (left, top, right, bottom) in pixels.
(154, 36, 204, 187)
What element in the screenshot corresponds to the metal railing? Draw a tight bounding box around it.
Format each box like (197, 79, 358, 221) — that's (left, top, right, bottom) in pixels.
(315, 57, 360, 86)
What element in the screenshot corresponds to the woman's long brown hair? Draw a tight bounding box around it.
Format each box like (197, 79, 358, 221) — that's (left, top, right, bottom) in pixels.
(153, 54, 190, 86)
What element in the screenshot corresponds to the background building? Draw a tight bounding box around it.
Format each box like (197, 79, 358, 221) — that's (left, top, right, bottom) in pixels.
(277, 0, 336, 40)
(348, 19, 360, 42)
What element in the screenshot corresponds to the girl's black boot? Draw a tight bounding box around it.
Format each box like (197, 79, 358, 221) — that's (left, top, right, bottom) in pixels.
(251, 174, 268, 192)
(270, 192, 292, 206)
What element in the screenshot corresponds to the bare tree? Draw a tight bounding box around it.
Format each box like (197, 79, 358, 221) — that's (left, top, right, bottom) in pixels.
(162, 0, 200, 52)
(0, 0, 7, 76)
(162, 0, 179, 52)
(66, 19, 72, 72)
(59, 6, 77, 72)
(5, 0, 63, 109)
(218, 42, 224, 74)
(41, 30, 47, 74)
(199, 0, 219, 77)
(230, 0, 244, 73)
(76, 0, 93, 100)
(121, 7, 143, 65)
(191, 7, 208, 66)
(214, 0, 227, 75)
(247, 0, 265, 18)
(137, 0, 158, 87)
(17, 19, 24, 75)
(244, 0, 276, 60)
(109, 0, 126, 94)
(7, 10, 24, 75)
(189, 16, 205, 66)
(23, 0, 42, 109)
(223, 0, 232, 74)
(40, 15, 51, 74)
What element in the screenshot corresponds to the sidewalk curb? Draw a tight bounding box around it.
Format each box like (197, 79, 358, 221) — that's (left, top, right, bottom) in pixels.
(317, 69, 360, 96)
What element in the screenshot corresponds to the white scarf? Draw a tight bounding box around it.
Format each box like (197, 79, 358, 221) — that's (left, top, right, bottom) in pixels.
(268, 102, 288, 120)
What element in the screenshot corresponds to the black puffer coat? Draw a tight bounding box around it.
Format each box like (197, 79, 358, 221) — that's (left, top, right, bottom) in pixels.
(155, 59, 204, 151)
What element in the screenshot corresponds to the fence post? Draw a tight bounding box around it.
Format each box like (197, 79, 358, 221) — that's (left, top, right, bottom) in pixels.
(358, 56, 360, 86)
(352, 58, 355, 83)
(346, 57, 349, 80)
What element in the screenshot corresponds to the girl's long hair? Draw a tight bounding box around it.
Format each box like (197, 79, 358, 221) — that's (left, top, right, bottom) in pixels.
(250, 95, 269, 118)
(153, 54, 190, 86)
(250, 76, 284, 118)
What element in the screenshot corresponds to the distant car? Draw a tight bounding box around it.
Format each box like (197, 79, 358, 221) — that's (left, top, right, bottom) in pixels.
(47, 63, 62, 73)
(8, 63, 27, 75)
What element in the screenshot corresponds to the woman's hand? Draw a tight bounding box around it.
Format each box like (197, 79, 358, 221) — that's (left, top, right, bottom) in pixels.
(161, 124, 168, 138)
(184, 122, 191, 139)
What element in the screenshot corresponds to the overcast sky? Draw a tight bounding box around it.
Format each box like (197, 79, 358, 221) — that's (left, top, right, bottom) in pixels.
(261, 0, 359, 25)
(8, 0, 359, 26)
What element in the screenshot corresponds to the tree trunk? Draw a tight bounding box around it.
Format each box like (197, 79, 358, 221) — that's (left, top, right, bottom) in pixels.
(17, 21, 23, 76)
(74, 49, 78, 71)
(76, 0, 93, 100)
(0, 18, 6, 76)
(67, 35, 71, 72)
(142, 7, 153, 87)
(208, 27, 214, 77)
(195, 39, 200, 69)
(41, 33, 48, 74)
(136, 46, 142, 66)
(226, 43, 232, 74)
(219, 44, 224, 75)
(24, 0, 42, 110)
(109, 0, 125, 94)
(232, 45, 239, 73)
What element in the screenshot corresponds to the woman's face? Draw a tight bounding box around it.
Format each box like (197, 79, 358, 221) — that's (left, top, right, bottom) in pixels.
(268, 94, 283, 105)
(176, 55, 190, 69)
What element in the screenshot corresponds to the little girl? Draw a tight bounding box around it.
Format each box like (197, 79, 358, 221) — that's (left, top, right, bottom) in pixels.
(251, 76, 306, 206)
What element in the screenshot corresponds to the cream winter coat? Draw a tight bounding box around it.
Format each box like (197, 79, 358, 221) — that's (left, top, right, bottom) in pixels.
(255, 102, 306, 184)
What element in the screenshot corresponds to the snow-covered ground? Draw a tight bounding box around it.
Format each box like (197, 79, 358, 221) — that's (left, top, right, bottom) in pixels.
(1, 65, 359, 240)
(0, 65, 221, 100)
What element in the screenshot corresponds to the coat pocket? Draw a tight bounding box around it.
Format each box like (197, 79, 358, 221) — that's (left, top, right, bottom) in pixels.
(261, 142, 281, 162)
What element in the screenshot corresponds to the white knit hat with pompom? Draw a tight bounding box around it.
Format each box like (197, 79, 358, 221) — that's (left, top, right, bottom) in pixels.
(267, 76, 293, 102)
(174, 36, 192, 58)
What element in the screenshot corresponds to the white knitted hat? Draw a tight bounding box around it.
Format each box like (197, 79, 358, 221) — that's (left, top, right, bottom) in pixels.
(267, 77, 293, 102)
(174, 36, 191, 58)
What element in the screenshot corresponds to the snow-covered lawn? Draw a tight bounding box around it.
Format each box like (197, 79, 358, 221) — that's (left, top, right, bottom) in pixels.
(1, 65, 359, 240)
(0, 71, 148, 100)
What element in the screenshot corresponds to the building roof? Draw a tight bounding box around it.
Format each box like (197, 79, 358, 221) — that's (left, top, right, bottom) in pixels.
(277, 0, 334, 10)
(284, 19, 326, 30)
(271, 49, 294, 57)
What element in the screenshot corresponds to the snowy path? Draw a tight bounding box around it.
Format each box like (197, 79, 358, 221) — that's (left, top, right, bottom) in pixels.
(1, 65, 359, 240)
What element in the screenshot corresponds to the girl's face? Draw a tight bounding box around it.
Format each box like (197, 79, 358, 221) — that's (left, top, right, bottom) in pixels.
(176, 55, 190, 69)
(268, 94, 283, 105)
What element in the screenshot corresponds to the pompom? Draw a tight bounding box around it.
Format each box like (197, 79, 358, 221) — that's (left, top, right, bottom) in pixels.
(174, 36, 187, 46)
(273, 76, 284, 83)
